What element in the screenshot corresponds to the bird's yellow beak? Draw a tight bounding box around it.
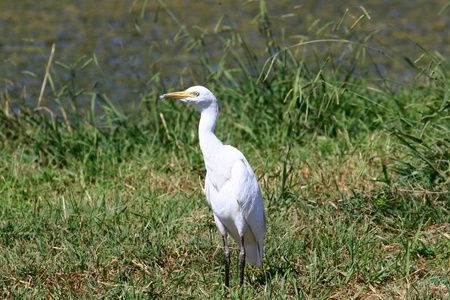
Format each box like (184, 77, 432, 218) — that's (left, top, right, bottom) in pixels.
(160, 91, 195, 99)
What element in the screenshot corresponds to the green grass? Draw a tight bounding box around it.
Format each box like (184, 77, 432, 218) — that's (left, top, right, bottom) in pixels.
(1, 1, 449, 298)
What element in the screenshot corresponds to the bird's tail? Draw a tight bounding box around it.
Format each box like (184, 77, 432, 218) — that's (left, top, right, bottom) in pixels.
(228, 229, 264, 267)
(244, 240, 263, 267)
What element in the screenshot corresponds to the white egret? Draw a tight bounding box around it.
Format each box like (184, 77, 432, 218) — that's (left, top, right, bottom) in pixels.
(161, 86, 266, 287)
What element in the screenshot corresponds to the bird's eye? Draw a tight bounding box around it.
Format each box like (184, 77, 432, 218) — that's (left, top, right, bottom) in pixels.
(192, 91, 200, 97)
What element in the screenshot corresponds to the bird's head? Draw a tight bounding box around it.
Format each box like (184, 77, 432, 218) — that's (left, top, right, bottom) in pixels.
(160, 86, 216, 108)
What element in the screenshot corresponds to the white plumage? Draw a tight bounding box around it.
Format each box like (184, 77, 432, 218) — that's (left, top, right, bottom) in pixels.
(161, 86, 266, 287)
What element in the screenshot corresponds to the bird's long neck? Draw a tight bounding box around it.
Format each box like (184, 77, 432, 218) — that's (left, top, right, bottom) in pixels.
(198, 101, 222, 156)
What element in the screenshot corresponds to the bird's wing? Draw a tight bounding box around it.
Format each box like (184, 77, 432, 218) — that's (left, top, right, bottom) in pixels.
(231, 157, 266, 232)
(204, 145, 243, 193)
(204, 145, 266, 266)
(207, 145, 265, 224)
(225, 151, 266, 266)
(230, 157, 259, 212)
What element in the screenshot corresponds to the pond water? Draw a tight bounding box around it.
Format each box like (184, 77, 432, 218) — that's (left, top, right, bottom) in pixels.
(1, 0, 448, 112)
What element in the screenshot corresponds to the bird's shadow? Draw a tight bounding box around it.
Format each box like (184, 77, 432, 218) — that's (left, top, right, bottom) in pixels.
(251, 258, 299, 287)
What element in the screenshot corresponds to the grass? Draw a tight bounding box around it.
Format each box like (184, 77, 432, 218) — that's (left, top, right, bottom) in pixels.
(1, 1, 450, 298)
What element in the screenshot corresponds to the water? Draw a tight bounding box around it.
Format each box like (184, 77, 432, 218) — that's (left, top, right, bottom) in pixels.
(1, 0, 448, 112)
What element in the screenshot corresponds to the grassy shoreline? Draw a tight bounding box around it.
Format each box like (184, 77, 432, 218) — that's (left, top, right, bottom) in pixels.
(1, 2, 449, 298)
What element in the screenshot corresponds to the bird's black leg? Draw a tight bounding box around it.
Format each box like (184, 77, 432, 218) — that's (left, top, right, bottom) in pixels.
(239, 236, 245, 287)
(223, 235, 230, 287)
